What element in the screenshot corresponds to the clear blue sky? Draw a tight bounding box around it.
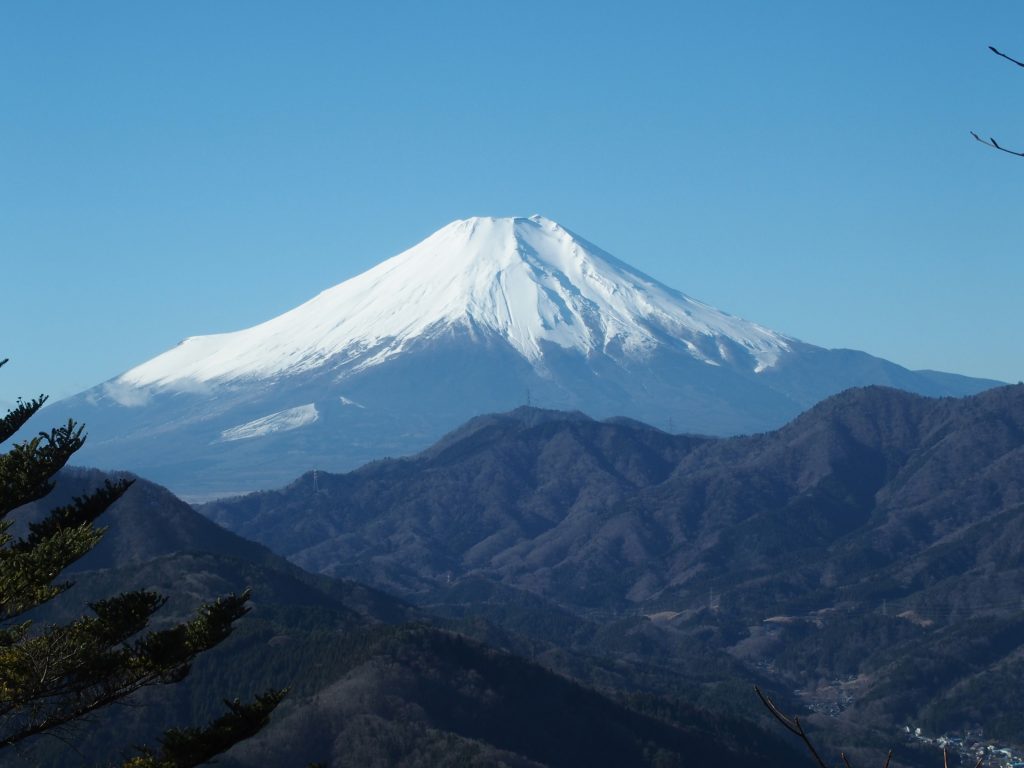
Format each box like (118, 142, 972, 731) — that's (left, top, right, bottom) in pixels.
(3, 1, 1023, 409)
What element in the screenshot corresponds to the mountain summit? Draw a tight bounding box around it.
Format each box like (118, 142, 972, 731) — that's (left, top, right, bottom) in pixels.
(58, 216, 999, 497)
(117, 215, 789, 392)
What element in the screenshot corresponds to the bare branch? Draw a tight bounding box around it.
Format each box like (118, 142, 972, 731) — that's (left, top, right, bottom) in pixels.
(972, 46, 1024, 159)
(841, 751, 855, 768)
(990, 45, 1024, 69)
(882, 749, 892, 768)
(754, 686, 830, 768)
(970, 131, 1024, 158)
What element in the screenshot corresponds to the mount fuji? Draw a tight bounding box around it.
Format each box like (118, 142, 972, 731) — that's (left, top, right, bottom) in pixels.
(55, 215, 999, 498)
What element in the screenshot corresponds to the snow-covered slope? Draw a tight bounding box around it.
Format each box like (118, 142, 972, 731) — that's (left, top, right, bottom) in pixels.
(114, 216, 789, 397)
(220, 404, 319, 442)
(56, 215, 1001, 498)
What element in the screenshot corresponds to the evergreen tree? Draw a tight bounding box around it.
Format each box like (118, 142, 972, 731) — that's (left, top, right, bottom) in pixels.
(0, 358, 283, 766)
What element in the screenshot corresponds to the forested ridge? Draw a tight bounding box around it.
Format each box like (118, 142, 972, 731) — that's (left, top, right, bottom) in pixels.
(201, 384, 1024, 761)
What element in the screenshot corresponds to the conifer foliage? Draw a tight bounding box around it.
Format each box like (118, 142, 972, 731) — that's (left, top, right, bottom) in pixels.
(0, 359, 283, 766)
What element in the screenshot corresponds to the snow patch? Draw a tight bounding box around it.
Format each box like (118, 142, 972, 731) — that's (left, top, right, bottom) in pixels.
(220, 404, 319, 442)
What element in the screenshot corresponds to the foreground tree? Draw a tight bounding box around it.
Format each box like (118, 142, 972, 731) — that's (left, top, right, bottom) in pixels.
(0, 358, 283, 766)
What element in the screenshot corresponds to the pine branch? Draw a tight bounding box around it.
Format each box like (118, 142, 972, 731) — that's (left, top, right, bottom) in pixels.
(0, 421, 87, 516)
(0, 396, 48, 446)
(0, 524, 105, 619)
(0, 591, 252, 749)
(0, 480, 133, 621)
(25, 479, 133, 547)
(123, 689, 287, 768)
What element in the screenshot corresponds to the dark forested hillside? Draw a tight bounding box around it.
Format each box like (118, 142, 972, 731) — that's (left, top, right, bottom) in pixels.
(7, 470, 798, 767)
(201, 408, 711, 590)
(200, 385, 1024, 760)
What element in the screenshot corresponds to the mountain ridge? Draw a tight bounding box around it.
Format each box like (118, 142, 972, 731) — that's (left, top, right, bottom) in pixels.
(197, 383, 1024, 752)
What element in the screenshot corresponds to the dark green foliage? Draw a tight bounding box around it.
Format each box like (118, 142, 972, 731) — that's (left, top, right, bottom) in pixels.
(0, 420, 85, 516)
(0, 380, 45, 449)
(127, 689, 287, 768)
(0, 360, 282, 764)
(1, 479, 130, 620)
(22, 479, 129, 548)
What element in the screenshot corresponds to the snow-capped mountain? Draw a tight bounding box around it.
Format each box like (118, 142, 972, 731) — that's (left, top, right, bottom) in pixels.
(115, 216, 789, 391)
(56, 216, 1000, 498)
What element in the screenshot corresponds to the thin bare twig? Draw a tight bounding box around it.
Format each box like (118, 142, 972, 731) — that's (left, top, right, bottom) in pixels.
(970, 131, 1024, 158)
(755, 687, 978, 767)
(971, 46, 1024, 158)
(990, 45, 1024, 68)
(754, 686, 830, 768)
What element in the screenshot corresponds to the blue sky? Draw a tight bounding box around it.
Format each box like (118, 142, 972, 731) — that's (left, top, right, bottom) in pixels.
(3, 1, 1023, 408)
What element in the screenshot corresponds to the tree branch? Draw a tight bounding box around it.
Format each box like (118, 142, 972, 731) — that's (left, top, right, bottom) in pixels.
(971, 46, 1024, 159)
(970, 132, 1024, 158)
(755, 687, 910, 767)
(990, 45, 1024, 69)
(754, 686, 830, 768)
